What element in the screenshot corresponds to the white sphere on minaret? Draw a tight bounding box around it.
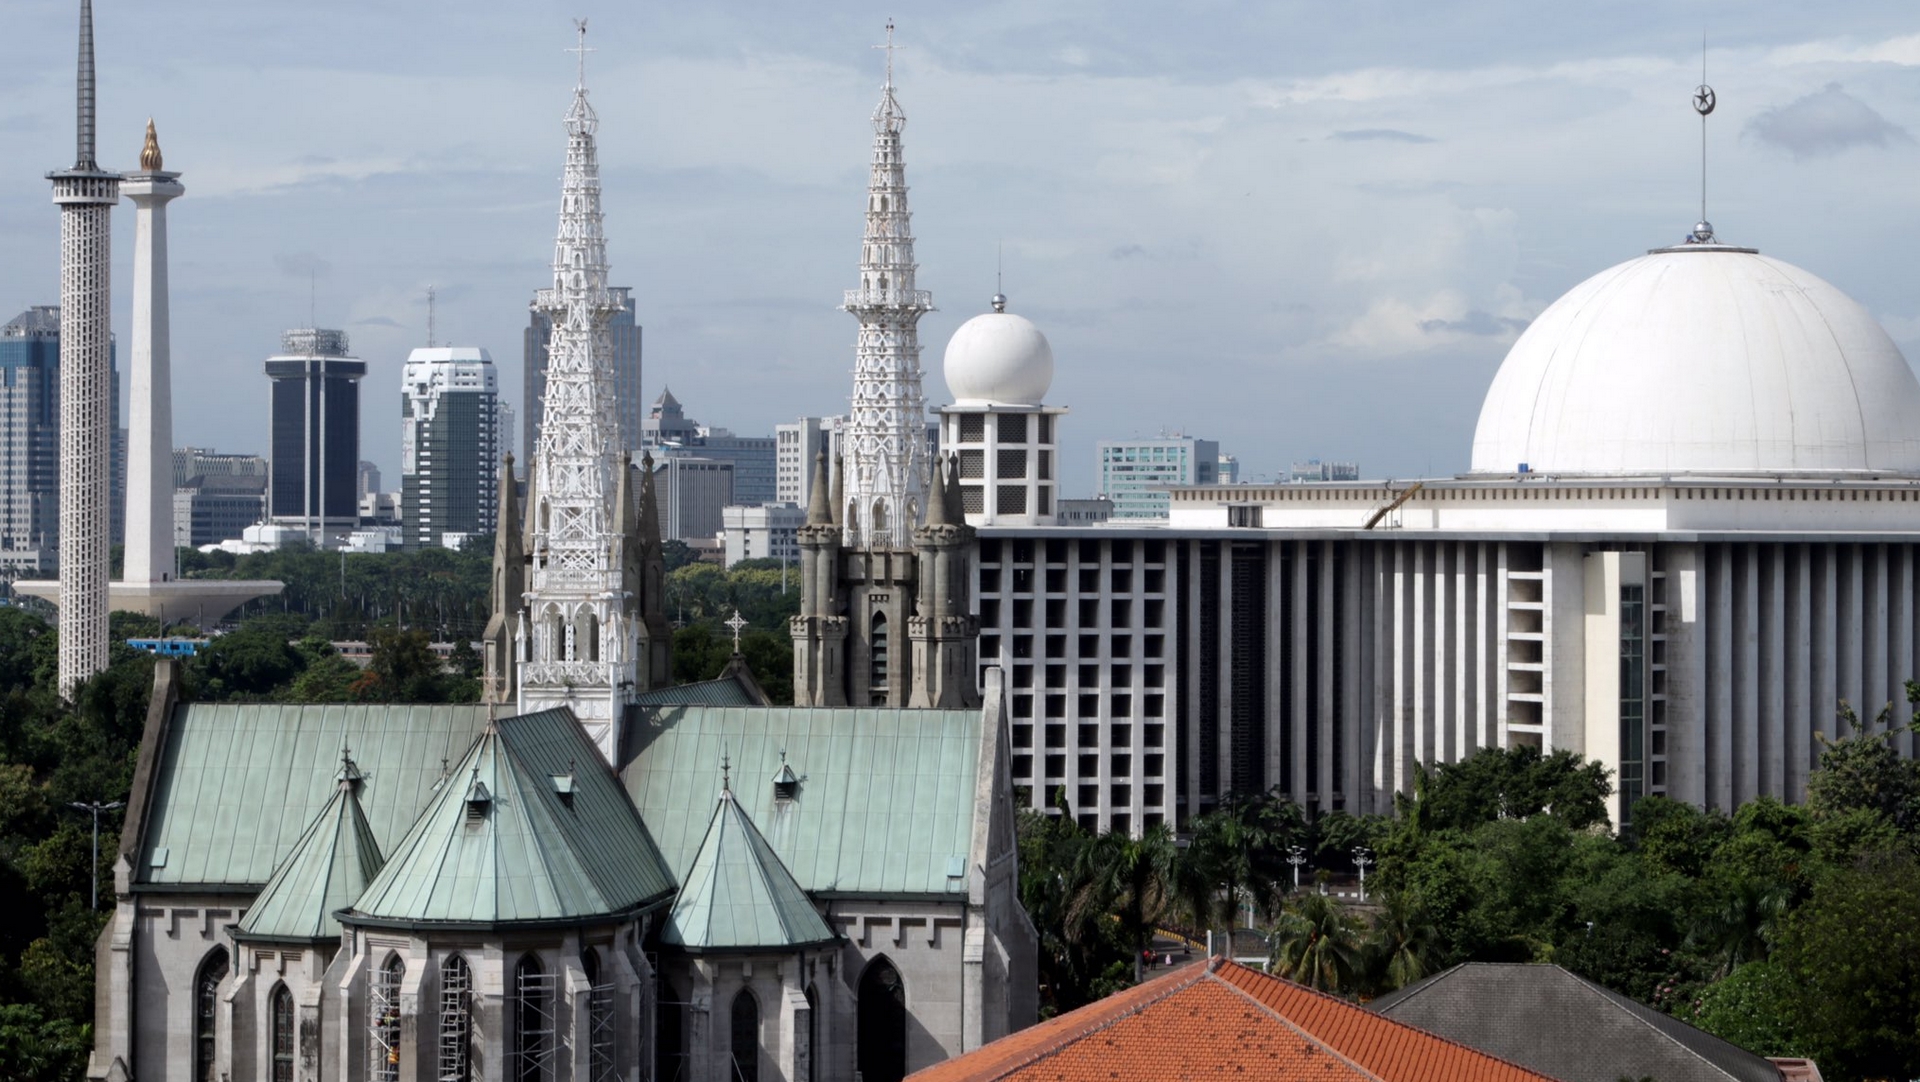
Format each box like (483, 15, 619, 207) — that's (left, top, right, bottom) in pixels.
(942, 293, 1054, 406)
(936, 295, 1068, 528)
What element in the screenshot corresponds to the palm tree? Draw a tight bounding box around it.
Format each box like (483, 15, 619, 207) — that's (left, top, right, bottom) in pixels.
(1067, 824, 1179, 983)
(1366, 889, 1437, 993)
(1689, 875, 1789, 977)
(1269, 893, 1363, 993)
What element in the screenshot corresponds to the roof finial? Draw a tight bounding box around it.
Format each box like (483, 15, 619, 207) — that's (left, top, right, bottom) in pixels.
(568, 18, 594, 90)
(725, 609, 748, 654)
(425, 284, 437, 348)
(993, 242, 1006, 312)
(721, 750, 732, 793)
(1691, 36, 1716, 244)
(139, 118, 163, 172)
(875, 19, 899, 89)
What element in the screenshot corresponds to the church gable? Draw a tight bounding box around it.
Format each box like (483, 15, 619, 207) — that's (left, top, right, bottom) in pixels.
(622, 705, 984, 897)
(132, 703, 492, 890)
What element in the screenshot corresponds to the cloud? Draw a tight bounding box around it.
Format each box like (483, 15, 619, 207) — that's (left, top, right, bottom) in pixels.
(1108, 244, 1150, 260)
(1420, 311, 1530, 336)
(1747, 84, 1914, 159)
(353, 315, 405, 329)
(1330, 128, 1436, 144)
(273, 252, 334, 279)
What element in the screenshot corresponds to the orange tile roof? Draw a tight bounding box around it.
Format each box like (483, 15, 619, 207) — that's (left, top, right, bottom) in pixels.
(909, 958, 1564, 1082)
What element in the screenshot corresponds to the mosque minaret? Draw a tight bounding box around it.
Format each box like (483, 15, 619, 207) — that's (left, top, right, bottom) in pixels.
(47, 0, 119, 697)
(840, 21, 934, 548)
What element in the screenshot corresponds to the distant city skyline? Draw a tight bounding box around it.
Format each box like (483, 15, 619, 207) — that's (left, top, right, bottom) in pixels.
(4, 3, 1920, 496)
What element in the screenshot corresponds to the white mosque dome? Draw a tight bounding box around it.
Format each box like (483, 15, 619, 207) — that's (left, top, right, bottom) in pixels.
(943, 299, 1055, 406)
(1470, 243, 1920, 476)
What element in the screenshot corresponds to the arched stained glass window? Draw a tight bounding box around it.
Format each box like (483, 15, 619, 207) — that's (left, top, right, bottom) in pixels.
(194, 948, 228, 1082)
(857, 958, 907, 1082)
(730, 989, 760, 1082)
(270, 983, 294, 1082)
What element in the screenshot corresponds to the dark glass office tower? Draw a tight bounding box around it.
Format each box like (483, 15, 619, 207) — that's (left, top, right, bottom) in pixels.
(265, 328, 363, 538)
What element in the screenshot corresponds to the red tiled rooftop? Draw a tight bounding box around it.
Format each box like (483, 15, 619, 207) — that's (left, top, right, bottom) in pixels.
(910, 958, 1562, 1082)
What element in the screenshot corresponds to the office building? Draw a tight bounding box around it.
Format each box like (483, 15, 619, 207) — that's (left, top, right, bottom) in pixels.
(648, 454, 733, 542)
(776, 415, 843, 506)
(1096, 435, 1220, 521)
(264, 329, 364, 542)
(173, 475, 266, 548)
(0, 308, 69, 575)
(1291, 459, 1360, 482)
(721, 502, 806, 567)
(399, 346, 503, 549)
(173, 447, 267, 487)
(644, 389, 777, 505)
(523, 286, 640, 462)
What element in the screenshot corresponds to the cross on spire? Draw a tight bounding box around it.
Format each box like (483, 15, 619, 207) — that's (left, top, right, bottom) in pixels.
(569, 18, 595, 88)
(875, 20, 900, 88)
(725, 609, 749, 653)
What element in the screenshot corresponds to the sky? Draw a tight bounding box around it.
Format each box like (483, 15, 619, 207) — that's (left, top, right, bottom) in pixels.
(5, 1, 1920, 495)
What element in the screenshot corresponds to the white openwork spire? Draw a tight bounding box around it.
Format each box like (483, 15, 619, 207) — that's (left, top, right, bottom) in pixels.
(840, 20, 934, 549)
(520, 19, 638, 760)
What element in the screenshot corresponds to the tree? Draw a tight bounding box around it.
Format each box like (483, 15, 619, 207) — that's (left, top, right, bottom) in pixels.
(1691, 961, 1802, 1058)
(1366, 889, 1438, 993)
(191, 626, 303, 700)
(1770, 851, 1920, 1080)
(1068, 825, 1178, 983)
(1269, 892, 1363, 993)
(1405, 745, 1613, 833)
(1807, 693, 1920, 834)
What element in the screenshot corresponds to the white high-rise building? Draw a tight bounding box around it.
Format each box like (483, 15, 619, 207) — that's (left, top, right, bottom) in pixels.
(399, 347, 502, 549)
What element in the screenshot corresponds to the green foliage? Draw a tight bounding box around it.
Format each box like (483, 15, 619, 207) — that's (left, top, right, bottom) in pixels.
(178, 542, 492, 639)
(1269, 892, 1364, 991)
(1404, 744, 1613, 832)
(1807, 691, 1920, 834)
(1692, 961, 1801, 1057)
(665, 562, 801, 705)
(1770, 852, 1920, 1081)
(0, 1002, 91, 1082)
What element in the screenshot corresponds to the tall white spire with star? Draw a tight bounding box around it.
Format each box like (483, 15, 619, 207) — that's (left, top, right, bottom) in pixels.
(518, 20, 643, 759)
(841, 21, 935, 549)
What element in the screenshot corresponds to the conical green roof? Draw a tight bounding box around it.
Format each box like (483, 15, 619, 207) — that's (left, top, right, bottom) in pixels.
(236, 762, 384, 943)
(345, 710, 675, 927)
(663, 784, 835, 952)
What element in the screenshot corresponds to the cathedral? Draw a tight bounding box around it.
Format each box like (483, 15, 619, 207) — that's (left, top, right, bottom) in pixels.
(88, 24, 1036, 1082)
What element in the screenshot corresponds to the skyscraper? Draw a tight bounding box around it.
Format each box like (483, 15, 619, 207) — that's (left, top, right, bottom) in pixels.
(1095, 435, 1221, 520)
(0, 308, 67, 576)
(400, 347, 502, 549)
(48, 0, 119, 695)
(840, 23, 934, 548)
(265, 329, 365, 541)
(523, 286, 640, 464)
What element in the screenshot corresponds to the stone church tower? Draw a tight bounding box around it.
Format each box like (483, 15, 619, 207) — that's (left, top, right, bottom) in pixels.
(791, 41, 980, 710)
(483, 26, 670, 762)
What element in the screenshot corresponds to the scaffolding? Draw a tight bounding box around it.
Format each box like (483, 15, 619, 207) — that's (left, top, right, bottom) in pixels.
(438, 955, 472, 1082)
(588, 981, 616, 1082)
(370, 957, 403, 1082)
(512, 961, 556, 1082)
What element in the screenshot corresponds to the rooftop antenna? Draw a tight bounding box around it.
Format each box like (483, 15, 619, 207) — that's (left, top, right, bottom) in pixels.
(568, 18, 594, 88)
(1691, 36, 1716, 243)
(426, 284, 437, 348)
(993, 241, 1007, 312)
(309, 269, 316, 328)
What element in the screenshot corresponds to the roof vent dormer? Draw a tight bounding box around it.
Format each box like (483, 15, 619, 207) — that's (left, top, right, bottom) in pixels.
(466, 779, 492, 822)
(773, 762, 800, 802)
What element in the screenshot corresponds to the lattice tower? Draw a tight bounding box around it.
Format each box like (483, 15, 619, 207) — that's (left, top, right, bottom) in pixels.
(841, 25, 934, 549)
(49, 0, 119, 698)
(519, 24, 638, 756)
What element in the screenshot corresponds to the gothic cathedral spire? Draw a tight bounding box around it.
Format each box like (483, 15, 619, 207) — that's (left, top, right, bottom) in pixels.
(501, 20, 664, 760)
(840, 20, 933, 550)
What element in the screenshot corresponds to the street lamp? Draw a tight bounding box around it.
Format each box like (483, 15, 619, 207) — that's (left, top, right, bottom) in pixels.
(1352, 846, 1374, 902)
(68, 800, 125, 910)
(1286, 845, 1307, 893)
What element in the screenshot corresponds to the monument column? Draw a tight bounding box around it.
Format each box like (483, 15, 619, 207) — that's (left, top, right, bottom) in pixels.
(122, 120, 183, 585)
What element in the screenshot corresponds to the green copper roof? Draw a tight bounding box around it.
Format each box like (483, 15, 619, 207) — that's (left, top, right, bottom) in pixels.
(138, 704, 493, 889)
(235, 767, 384, 942)
(622, 706, 982, 897)
(346, 710, 675, 927)
(664, 786, 835, 952)
(631, 676, 759, 708)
